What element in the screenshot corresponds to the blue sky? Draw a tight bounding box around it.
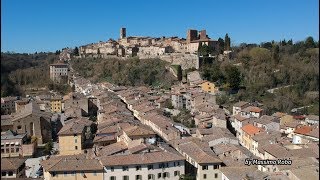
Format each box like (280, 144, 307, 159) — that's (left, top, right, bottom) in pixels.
(2, 0, 319, 53)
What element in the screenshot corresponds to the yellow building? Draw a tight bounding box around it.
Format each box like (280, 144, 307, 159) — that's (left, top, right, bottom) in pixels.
(200, 81, 217, 94)
(51, 96, 63, 113)
(240, 124, 263, 151)
(42, 154, 104, 180)
(57, 118, 93, 155)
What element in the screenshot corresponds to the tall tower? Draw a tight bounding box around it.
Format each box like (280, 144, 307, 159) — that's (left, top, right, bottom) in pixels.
(120, 27, 126, 39)
(187, 29, 198, 43)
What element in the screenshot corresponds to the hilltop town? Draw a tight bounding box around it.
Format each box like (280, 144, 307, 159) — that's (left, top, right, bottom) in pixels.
(1, 28, 319, 180)
(76, 28, 231, 70)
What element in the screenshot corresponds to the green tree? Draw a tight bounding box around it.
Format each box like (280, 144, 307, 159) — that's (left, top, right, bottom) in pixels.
(249, 47, 271, 63)
(177, 65, 183, 81)
(164, 100, 174, 109)
(287, 39, 293, 45)
(43, 139, 53, 155)
(305, 36, 315, 48)
(73, 47, 79, 56)
(272, 45, 280, 64)
(224, 33, 231, 51)
(218, 38, 225, 53)
(224, 65, 241, 89)
(198, 44, 213, 56)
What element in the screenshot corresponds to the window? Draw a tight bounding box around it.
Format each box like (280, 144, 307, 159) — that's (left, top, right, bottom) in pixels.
(17, 125, 22, 130)
(136, 165, 141, 171)
(93, 171, 97, 176)
(214, 165, 219, 169)
(147, 165, 153, 170)
(177, 161, 180, 166)
(111, 167, 114, 172)
(148, 174, 155, 180)
(123, 176, 129, 180)
(52, 172, 57, 177)
(110, 176, 116, 180)
(202, 165, 208, 170)
(1, 149, 4, 153)
(215, 173, 218, 178)
(72, 171, 76, 176)
(163, 172, 169, 178)
(64, 172, 68, 177)
(159, 163, 165, 168)
(2, 172, 6, 176)
(8, 171, 13, 176)
(174, 171, 180, 176)
(203, 174, 207, 179)
(75, 146, 78, 150)
(122, 166, 129, 171)
(136, 175, 142, 180)
(16, 147, 19, 152)
(158, 173, 161, 178)
(286, 172, 289, 176)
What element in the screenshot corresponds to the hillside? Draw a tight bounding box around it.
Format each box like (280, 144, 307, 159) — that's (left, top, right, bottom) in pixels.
(200, 37, 319, 115)
(71, 57, 177, 89)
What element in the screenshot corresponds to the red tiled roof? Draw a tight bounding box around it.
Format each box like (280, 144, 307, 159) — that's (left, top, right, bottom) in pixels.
(294, 126, 312, 135)
(241, 124, 263, 136)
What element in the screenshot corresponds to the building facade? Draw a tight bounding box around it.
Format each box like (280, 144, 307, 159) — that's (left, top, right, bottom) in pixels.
(49, 63, 68, 83)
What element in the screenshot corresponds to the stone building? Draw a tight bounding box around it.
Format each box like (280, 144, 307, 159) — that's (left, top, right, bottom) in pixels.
(1, 102, 52, 145)
(49, 62, 68, 83)
(1, 130, 36, 158)
(100, 151, 185, 180)
(78, 28, 220, 70)
(1, 96, 18, 115)
(1, 158, 27, 179)
(41, 154, 104, 180)
(57, 117, 93, 155)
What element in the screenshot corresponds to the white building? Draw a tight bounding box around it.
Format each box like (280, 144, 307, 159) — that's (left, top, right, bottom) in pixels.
(49, 63, 68, 83)
(100, 151, 185, 180)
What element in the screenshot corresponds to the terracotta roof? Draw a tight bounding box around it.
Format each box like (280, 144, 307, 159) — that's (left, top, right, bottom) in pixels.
(306, 115, 319, 121)
(124, 125, 156, 137)
(307, 127, 319, 138)
(1, 115, 13, 126)
(58, 117, 92, 136)
(251, 131, 281, 142)
(178, 141, 222, 164)
(233, 101, 249, 108)
(293, 115, 305, 120)
(41, 154, 103, 172)
(127, 144, 160, 154)
(275, 157, 318, 171)
(100, 151, 184, 166)
(288, 148, 319, 159)
(294, 125, 313, 135)
(219, 167, 269, 180)
(1, 158, 26, 171)
(93, 135, 116, 143)
(241, 124, 263, 136)
(242, 106, 263, 113)
(290, 166, 319, 180)
(262, 144, 288, 158)
(11, 102, 52, 122)
(95, 141, 128, 157)
(272, 112, 287, 118)
(232, 113, 248, 122)
(282, 121, 301, 128)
